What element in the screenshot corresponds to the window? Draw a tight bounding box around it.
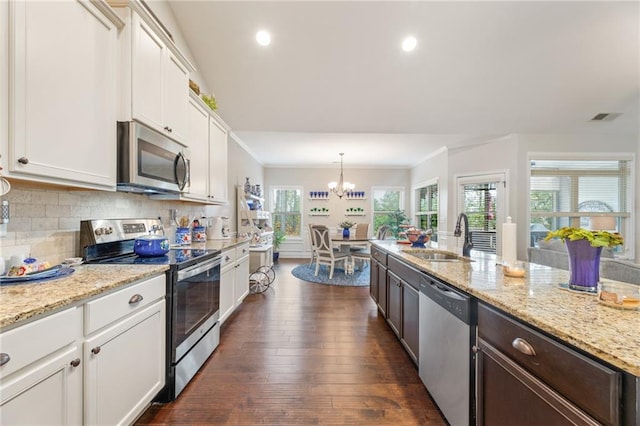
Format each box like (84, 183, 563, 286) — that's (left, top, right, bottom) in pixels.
(529, 156, 633, 257)
(456, 173, 507, 255)
(271, 187, 302, 238)
(415, 182, 438, 242)
(372, 187, 405, 238)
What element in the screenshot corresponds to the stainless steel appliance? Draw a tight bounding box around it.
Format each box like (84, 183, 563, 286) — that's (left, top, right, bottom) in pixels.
(117, 121, 190, 194)
(419, 273, 476, 426)
(80, 218, 221, 401)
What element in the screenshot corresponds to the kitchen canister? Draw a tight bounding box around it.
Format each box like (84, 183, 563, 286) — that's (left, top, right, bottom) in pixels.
(175, 227, 191, 245)
(192, 226, 207, 243)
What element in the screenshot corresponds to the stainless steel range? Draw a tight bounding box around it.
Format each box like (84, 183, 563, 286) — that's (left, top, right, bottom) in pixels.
(80, 218, 221, 401)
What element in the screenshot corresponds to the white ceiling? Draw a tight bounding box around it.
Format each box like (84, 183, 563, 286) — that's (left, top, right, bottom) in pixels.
(167, 1, 639, 168)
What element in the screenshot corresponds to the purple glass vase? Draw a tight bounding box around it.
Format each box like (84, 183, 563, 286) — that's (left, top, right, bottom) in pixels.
(566, 239, 602, 293)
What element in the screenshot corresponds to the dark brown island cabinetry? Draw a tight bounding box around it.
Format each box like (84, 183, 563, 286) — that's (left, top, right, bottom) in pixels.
(370, 247, 388, 317)
(476, 303, 622, 426)
(386, 256, 421, 365)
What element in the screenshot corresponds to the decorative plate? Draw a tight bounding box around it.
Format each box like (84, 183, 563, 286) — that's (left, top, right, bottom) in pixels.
(0, 265, 75, 285)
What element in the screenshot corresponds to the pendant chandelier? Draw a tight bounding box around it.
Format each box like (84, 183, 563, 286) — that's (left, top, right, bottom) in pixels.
(328, 153, 355, 198)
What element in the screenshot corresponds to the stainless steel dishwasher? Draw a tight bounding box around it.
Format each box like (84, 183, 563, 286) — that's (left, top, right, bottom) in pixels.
(419, 273, 476, 426)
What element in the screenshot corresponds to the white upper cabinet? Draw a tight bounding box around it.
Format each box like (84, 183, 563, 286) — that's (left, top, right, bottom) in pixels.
(6, 0, 122, 190)
(187, 96, 210, 201)
(208, 113, 229, 203)
(113, 1, 194, 145)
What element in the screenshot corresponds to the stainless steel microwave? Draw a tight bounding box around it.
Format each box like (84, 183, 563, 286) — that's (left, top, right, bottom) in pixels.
(117, 121, 190, 194)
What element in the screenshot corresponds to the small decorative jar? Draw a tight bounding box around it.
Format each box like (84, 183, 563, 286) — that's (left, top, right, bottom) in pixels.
(343, 228, 350, 238)
(192, 226, 207, 243)
(175, 227, 191, 245)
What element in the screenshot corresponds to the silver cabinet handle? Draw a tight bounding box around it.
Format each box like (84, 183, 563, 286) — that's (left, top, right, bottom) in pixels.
(91, 346, 101, 355)
(70, 358, 81, 367)
(512, 337, 536, 356)
(17, 157, 29, 165)
(0, 353, 10, 366)
(129, 294, 143, 304)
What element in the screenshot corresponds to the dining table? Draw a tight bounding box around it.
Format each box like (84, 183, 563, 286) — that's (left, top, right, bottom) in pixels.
(331, 234, 370, 253)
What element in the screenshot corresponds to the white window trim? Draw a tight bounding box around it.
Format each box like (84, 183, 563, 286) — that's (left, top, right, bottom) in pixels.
(527, 152, 636, 259)
(269, 185, 304, 240)
(454, 170, 509, 255)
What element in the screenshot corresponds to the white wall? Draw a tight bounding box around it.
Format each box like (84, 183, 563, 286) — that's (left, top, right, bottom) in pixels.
(516, 133, 638, 261)
(411, 133, 639, 262)
(265, 167, 410, 257)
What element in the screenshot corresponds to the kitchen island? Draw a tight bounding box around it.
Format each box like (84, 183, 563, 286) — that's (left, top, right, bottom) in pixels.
(371, 240, 639, 425)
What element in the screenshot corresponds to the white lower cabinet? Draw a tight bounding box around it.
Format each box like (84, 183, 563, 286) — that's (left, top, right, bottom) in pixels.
(0, 307, 83, 425)
(83, 274, 166, 426)
(219, 243, 250, 325)
(0, 274, 166, 425)
(235, 244, 250, 306)
(84, 300, 165, 425)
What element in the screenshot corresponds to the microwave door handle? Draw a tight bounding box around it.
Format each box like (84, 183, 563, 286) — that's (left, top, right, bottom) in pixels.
(174, 152, 189, 191)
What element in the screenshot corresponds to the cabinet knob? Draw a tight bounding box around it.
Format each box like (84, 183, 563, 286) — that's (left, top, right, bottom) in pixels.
(0, 353, 10, 366)
(17, 157, 29, 165)
(129, 294, 144, 304)
(70, 358, 81, 367)
(225, 256, 231, 261)
(472, 345, 481, 354)
(91, 346, 101, 355)
(512, 337, 536, 356)
(164, 126, 173, 133)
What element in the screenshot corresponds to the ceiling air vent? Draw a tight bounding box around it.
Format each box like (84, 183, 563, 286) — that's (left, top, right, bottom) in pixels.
(590, 113, 622, 122)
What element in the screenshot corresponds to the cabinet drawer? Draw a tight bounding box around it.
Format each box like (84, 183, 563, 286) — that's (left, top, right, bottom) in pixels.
(371, 247, 387, 265)
(0, 307, 81, 378)
(236, 243, 250, 259)
(478, 303, 620, 425)
(388, 256, 420, 290)
(221, 248, 237, 270)
(85, 274, 166, 335)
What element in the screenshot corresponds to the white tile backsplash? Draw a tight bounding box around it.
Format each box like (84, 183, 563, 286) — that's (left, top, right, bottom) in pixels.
(0, 181, 228, 265)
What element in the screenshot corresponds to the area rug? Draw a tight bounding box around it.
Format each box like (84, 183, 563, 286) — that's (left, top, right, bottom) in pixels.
(291, 263, 370, 286)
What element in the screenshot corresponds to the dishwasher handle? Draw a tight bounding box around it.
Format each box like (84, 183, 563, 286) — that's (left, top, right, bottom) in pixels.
(428, 280, 466, 302)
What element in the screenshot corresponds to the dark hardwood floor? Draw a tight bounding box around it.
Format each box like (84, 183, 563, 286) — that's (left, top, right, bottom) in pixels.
(136, 258, 446, 425)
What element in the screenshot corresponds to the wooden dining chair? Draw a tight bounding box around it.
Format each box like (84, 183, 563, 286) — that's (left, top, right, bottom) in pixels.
(311, 225, 349, 279)
(307, 224, 318, 265)
(350, 223, 370, 253)
(376, 224, 392, 240)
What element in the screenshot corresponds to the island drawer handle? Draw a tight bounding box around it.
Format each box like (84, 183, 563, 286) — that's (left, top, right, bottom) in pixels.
(129, 294, 143, 304)
(512, 337, 536, 356)
(0, 353, 10, 366)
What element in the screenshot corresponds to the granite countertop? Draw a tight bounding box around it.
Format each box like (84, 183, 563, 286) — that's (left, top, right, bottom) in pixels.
(373, 241, 640, 377)
(0, 264, 169, 330)
(0, 237, 252, 331)
(202, 236, 251, 252)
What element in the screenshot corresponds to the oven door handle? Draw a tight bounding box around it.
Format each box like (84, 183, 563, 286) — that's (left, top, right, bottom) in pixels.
(178, 256, 222, 281)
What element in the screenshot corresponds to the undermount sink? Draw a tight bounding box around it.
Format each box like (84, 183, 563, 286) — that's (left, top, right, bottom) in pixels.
(402, 249, 473, 263)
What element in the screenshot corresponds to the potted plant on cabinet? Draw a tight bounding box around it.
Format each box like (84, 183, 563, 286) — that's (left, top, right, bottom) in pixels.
(544, 227, 623, 292)
(272, 230, 286, 262)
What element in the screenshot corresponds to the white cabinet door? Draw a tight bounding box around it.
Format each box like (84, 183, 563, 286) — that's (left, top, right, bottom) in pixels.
(0, 307, 83, 425)
(8, 0, 118, 189)
(235, 249, 250, 305)
(0, 345, 83, 426)
(208, 115, 228, 203)
(187, 97, 210, 200)
(164, 52, 190, 142)
(131, 13, 164, 131)
(84, 300, 165, 426)
(219, 263, 236, 325)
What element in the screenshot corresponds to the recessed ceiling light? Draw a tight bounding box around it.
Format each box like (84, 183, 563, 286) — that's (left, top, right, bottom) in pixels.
(256, 30, 271, 46)
(401, 36, 417, 52)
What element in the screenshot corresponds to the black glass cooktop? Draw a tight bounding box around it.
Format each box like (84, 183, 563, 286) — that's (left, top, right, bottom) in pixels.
(89, 247, 220, 269)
